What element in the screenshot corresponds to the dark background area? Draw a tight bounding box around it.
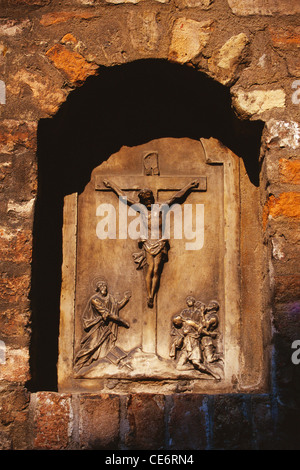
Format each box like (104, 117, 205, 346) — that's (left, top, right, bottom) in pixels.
(28, 59, 263, 391)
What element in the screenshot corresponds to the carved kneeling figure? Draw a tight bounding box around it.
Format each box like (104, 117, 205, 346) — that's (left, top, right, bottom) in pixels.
(170, 315, 220, 380)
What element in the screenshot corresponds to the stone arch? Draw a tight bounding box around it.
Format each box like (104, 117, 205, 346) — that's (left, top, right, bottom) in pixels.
(29, 58, 264, 391)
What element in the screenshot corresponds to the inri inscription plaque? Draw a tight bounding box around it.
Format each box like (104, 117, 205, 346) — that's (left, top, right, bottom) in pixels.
(58, 137, 257, 393)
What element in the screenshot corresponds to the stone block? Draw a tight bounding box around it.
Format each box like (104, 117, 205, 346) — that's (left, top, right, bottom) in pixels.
(46, 44, 98, 85)
(208, 33, 249, 86)
(232, 88, 285, 118)
(228, 0, 300, 16)
(275, 403, 300, 449)
(168, 395, 207, 450)
(124, 394, 165, 450)
(168, 18, 213, 64)
(212, 395, 252, 449)
(265, 120, 300, 150)
(33, 392, 72, 450)
(79, 394, 120, 449)
(251, 395, 275, 450)
(128, 11, 160, 54)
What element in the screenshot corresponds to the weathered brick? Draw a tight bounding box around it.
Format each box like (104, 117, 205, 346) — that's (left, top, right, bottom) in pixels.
(0, 388, 30, 427)
(0, 346, 30, 383)
(0, 120, 37, 154)
(251, 395, 275, 450)
(168, 395, 207, 450)
(40, 10, 97, 27)
(79, 394, 120, 449)
(269, 26, 300, 48)
(0, 307, 30, 339)
(125, 394, 165, 450)
(0, 274, 31, 304)
(46, 44, 98, 85)
(33, 393, 72, 450)
(275, 403, 300, 450)
(0, 227, 32, 263)
(263, 193, 300, 228)
(279, 159, 300, 185)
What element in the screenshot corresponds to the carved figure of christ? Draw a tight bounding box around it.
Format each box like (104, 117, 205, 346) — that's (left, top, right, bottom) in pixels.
(102, 178, 199, 308)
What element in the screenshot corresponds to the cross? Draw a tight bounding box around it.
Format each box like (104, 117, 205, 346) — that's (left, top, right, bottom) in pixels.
(95, 163, 207, 355)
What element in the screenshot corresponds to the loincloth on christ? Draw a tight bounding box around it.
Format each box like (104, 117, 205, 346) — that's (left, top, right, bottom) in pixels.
(132, 239, 169, 269)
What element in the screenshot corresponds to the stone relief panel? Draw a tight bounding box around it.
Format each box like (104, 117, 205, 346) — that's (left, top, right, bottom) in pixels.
(58, 137, 252, 393)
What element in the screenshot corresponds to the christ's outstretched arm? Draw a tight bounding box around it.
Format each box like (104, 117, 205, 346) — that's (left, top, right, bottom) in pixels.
(103, 179, 137, 207)
(164, 179, 199, 206)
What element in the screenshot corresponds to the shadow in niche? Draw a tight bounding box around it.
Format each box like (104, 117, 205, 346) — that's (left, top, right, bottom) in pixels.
(28, 59, 264, 391)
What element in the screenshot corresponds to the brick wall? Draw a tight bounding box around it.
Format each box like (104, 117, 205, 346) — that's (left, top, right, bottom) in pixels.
(0, 0, 299, 450)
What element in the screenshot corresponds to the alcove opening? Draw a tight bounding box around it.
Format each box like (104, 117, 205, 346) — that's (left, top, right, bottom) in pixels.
(28, 59, 264, 392)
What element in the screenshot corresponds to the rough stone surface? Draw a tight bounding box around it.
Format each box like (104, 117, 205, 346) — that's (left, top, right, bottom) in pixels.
(228, 0, 300, 16)
(265, 120, 300, 150)
(263, 192, 300, 228)
(208, 33, 249, 85)
(79, 394, 120, 449)
(168, 18, 213, 64)
(168, 395, 207, 450)
(46, 44, 99, 85)
(33, 393, 72, 450)
(128, 10, 160, 54)
(232, 88, 286, 118)
(124, 394, 165, 450)
(212, 396, 252, 449)
(0, 347, 30, 383)
(0, 121, 37, 154)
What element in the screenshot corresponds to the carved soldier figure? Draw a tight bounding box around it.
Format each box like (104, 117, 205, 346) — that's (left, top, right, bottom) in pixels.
(74, 280, 131, 370)
(170, 303, 220, 380)
(103, 178, 199, 308)
(200, 300, 221, 363)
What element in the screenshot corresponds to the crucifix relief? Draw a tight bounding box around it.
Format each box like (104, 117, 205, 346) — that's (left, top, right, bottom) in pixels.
(101, 176, 202, 308)
(95, 156, 206, 355)
(58, 136, 256, 393)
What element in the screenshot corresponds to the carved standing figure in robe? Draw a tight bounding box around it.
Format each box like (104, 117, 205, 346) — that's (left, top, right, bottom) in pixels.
(74, 280, 131, 370)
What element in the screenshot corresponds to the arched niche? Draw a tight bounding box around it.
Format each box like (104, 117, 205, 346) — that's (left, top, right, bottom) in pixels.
(29, 60, 266, 392)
